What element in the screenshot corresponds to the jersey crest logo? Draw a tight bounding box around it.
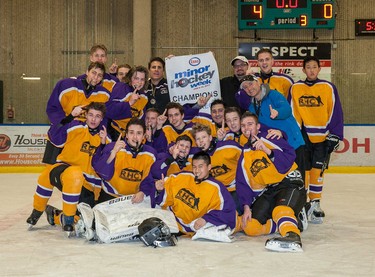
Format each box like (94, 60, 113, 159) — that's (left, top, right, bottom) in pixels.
(210, 164, 231, 177)
(120, 168, 143, 182)
(80, 141, 97, 156)
(130, 107, 141, 118)
(175, 188, 200, 211)
(298, 95, 324, 107)
(250, 157, 271, 177)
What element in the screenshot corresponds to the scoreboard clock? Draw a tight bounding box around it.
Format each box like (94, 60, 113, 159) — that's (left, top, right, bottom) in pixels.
(238, 0, 336, 30)
(355, 19, 375, 36)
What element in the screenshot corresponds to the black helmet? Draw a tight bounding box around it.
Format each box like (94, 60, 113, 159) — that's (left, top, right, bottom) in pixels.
(138, 217, 177, 248)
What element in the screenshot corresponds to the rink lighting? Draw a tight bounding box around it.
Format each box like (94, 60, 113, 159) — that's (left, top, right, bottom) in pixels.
(21, 73, 41, 80)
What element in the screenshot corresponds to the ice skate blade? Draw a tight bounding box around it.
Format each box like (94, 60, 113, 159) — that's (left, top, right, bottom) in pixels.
(27, 224, 34, 231)
(265, 240, 303, 253)
(308, 215, 324, 224)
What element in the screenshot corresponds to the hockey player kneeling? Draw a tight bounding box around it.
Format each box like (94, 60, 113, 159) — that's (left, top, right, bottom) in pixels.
(155, 151, 238, 243)
(236, 113, 305, 253)
(76, 195, 179, 243)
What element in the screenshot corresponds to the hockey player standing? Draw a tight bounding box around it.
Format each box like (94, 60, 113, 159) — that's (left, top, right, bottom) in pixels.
(289, 56, 344, 224)
(236, 112, 306, 252)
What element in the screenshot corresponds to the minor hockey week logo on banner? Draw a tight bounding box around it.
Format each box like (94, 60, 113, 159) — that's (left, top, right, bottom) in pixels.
(166, 52, 221, 114)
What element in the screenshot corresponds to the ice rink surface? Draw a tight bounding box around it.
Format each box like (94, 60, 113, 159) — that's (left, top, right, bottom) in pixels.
(0, 173, 374, 277)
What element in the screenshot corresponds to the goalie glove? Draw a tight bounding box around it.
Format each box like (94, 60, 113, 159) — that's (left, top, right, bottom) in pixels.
(325, 134, 340, 154)
(192, 223, 235, 243)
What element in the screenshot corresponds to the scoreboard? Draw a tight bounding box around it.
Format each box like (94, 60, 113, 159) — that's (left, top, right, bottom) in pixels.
(238, 0, 336, 30)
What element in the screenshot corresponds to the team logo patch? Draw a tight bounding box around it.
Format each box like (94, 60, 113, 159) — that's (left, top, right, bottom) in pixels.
(120, 168, 143, 182)
(210, 164, 231, 177)
(299, 95, 324, 107)
(175, 188, 200, 211)
(250, 157, 271, 177)
(131, 107, 141, 118)
(0, 134, 11, 152)
(80, 141, 97, 156)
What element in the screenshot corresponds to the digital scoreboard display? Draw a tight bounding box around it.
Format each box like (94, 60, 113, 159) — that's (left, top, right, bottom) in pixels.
(355, 19, 375, 36)
(238, 0, 336, 30)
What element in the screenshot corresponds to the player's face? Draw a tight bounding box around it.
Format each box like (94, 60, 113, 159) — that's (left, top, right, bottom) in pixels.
(130, 71, 146, 90)
(194, 131, 212, 151)
(257, 52, 274, 74)
(192, 159, 211, 180)
(126, 124, 145, 148)
(86, 109, 103, 129)
(168, 108, 184, 129)
(241, 80, 261, 99)
(149, 61, 164, 82)
(176, 140, 191, 158)
(225, 111, 241, 133)
(303, 60, 321, 81)
(86, 67, 104, 86)
(241, 116, 260, 139)
(211, 104, 225, 124)
(116, 67, 130, 82)
(233, 60, 249, 78)
(90, 49, 107, 64)
(145, 111, 159, 129)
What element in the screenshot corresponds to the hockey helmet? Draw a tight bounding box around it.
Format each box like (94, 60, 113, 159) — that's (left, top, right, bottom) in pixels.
(138, 217, 177, 248)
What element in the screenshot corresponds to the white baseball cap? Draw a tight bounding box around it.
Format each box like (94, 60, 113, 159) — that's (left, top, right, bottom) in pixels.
(231, 56, 249, 66)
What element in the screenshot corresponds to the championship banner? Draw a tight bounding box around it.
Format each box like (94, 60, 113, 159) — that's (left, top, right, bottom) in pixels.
(166, 52, 221, 113)
(239, 43, 332, 82)
(0, 125, 48, 167)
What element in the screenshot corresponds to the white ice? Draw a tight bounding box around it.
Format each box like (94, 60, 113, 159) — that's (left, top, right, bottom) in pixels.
(0, 173, 374, 276)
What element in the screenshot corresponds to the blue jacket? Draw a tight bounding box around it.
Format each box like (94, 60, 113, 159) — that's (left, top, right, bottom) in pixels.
(235, 85, 304, 150)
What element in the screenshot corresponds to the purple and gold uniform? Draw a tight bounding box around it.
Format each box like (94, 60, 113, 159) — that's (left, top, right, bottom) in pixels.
(46, 78, 110, 125)
(236, 132, 304, 237)
(255, 72, 294, 99)
(151, 152, 193, 179)
(153, 113, 215, 154)
(290, 79, 343, 144)
(203, 140, 242, 192)
(78, 72, 119, 92)
(92, 141, 156, 199)
(153, 122, 196, 153)
(155, 172, 237, 234)
(290, 78, 344, 200)
(33, 120, 108, 217)
(106, 82, 148, 138)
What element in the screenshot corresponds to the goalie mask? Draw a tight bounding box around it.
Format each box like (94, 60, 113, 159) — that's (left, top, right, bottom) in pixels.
(138, 217, 177, 248)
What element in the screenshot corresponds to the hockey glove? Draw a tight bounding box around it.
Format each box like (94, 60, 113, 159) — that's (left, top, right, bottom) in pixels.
(325, 134, 340, 154)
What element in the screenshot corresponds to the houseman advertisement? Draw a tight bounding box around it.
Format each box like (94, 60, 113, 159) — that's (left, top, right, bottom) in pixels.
(0, 125, 48, 166)
(166, 52, 221, 113)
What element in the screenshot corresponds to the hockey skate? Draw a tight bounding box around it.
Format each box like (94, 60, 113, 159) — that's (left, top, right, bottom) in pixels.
(76, 202, 96, 241)
(45, 205, 62, 226)
(62, 215, 75, 238)
(26, 209, 43, 230)
(306, 200, 325, 224)
(265, 232, 303, 253)
(297, 206, 308, 231)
